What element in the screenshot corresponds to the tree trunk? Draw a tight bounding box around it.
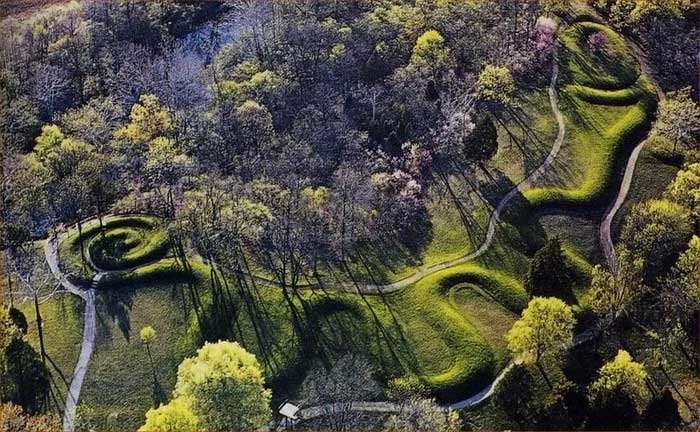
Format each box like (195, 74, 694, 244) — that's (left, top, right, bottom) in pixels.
(7, 272, 12, 308)
(696, 309, 700, 377)
(535, 361, 553, 389)
(660, 365, 697, 419)
(77, 219, 86, 267)
(33, 294, 47, 365)
(146, 344, 157, 383)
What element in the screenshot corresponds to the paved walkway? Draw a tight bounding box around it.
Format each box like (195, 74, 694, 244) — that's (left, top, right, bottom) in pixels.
(45, 223, 162, 432)
(45, 17, 656, 430)
(44, 235, 97, 432)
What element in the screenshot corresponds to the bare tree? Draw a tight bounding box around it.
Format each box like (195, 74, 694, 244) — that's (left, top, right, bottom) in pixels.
(299, 354, 383, 431)
(7, 242, 59, 365)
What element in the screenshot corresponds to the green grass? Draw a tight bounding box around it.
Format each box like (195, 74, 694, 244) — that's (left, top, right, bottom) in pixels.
(58, 215, 166, 280)
(560, 21, 640, 90)
(524, 20, 657, 210)
(20, 293, 83, 408)
(27, 16, 663, 431)
(32, 233, 532, 428)
(88, 226, 170, 271)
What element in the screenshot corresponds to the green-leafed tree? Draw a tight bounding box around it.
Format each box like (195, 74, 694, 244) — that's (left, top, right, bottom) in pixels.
(620, 199, 694, 280)
(586, 386, 640, 430)
(462, 113, 498, 166)
(641, 389, 683, 430)
(115, 94, 173, 146)
(0, 308, 50, 415)
(662, 235, 700, 376)
(138, 398, 198, 432)
(589, 247, 645, 321)
(492, 364, 538, 426)
(666, 163, 700, 222)
(174, 341, 271, 431)
(506, 297, 575, 389)
(589, 350, 648, 407)
(477, 65, 515, 107)
(140, 341, 270, 431)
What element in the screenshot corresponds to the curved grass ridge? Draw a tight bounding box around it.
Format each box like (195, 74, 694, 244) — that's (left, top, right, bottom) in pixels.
(54, 18, 654, 409)
(407, 264, 526, 398)
(87, 225, 170, 271)
(525, 21, 658, 209)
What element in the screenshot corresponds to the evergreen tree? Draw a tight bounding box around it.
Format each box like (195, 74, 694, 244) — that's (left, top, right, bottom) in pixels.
(525, 238, 574, 302)
(463, 114, 498, 165)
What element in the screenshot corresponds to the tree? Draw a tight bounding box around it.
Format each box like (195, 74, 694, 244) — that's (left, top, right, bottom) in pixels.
(173, 341, 271, 431)
(300, 354, 383, 431)
(586, 386, 640, 430)
(589, 350, 648, 407)
(115, 94, 173, 145)
(524, 238, 574, 302)
(462, 113, 498, 166)
(641, 389, 683, 430)
(138, 398, 198, 432)
(140, 325, 158, 387)
(0, 308, 50, 415)
(409, 29, 454, 83)
(492, 364, 538, 426)
(538, 380, 588, 430)
(589, 247, 645, 321)
(665, 162, 700, 221)
(0, 402, 60, 432)
(5, 242, 54, 366)
(506, 297, 575, 388)
(384, 398, 461, 432)
(655, 87, 700, 152)
(539, 0, 571, 15)
(386, 376, 429, 402)
(477, 65, 515, 106)
(620, 199, 694, 280)
(662, 235, 700, 376)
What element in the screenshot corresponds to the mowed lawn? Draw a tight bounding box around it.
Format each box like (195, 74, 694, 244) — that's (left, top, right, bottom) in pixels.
(15, 16, 664, 432)
(525, 21, 656, 209)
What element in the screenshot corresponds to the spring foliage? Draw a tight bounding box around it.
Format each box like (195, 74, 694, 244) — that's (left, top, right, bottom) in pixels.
(139, 341, 271, 432)
(506, 297, 575, 365)
(589, 350, 648, 406)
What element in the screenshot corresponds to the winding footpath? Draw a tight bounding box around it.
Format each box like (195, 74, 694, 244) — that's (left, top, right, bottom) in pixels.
(45, 229, 159, 432)
(45, 26, 656, 430)
(44, 235, 97, 432)
(336, 54, 566, 295)
(599, 140, 646, 271)
(273, 52, 569, 430)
